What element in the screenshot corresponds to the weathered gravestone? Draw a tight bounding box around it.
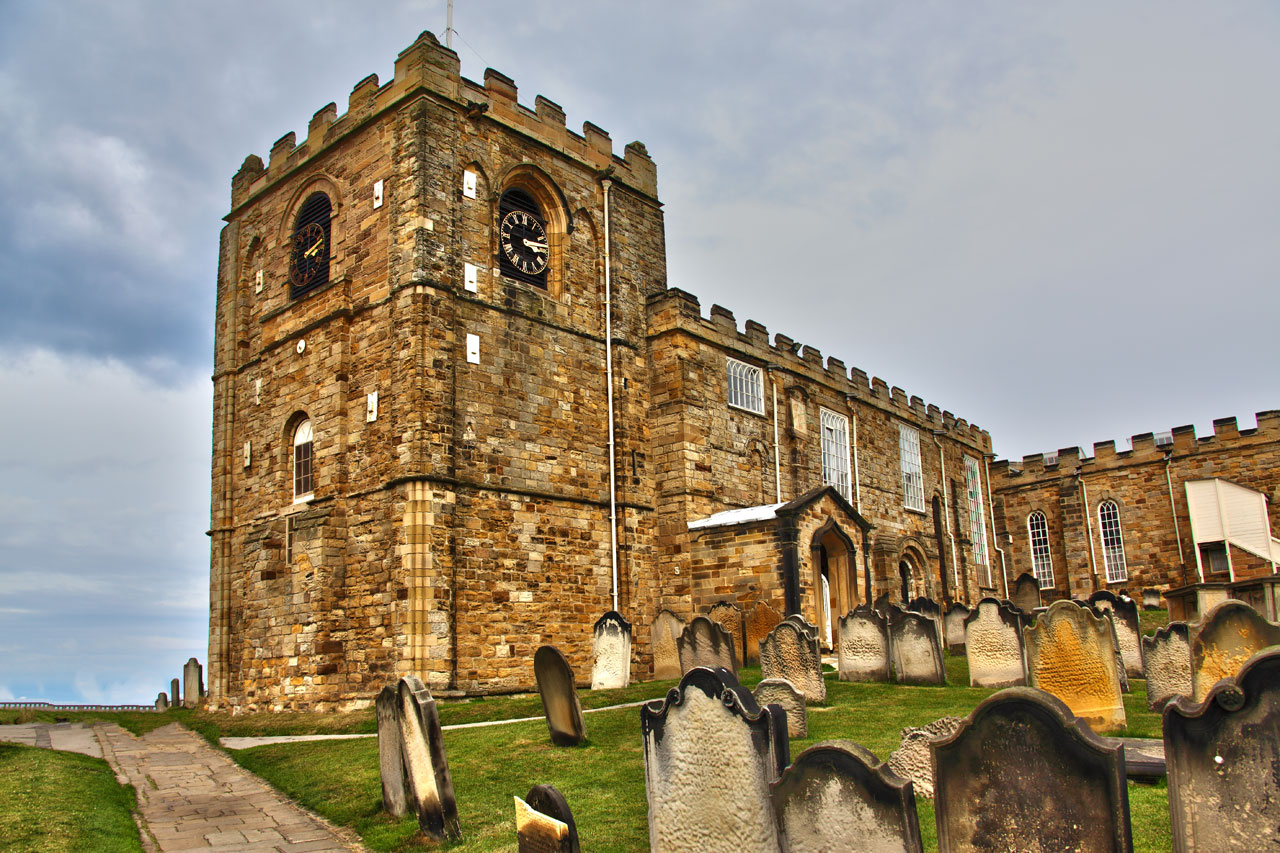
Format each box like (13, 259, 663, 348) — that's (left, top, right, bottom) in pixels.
(744, 600, 783, 666)
(932, 687, 1133, 852)
(886, 716, 962, 799)
(514, 784, 580, 853)
(1091, 590, 1144, 678)
(376, 685, 408, 818)
(906, 597, 945, 651)
(651, 609, 685, 680)
(771, 741, 923, 853)
(1142, 587, 1163, 611)
(943, 603, 970, 655)
(183, 658, 203, 709)
(760, 619, 825, 703)
(837, 605, 890, 682)
(1142, 622, 1193, 710)
(1073, 599, 1132, 694)
(1011, 571, 1041, 613)
(964, 598, 1026, 688)
(170, 678, 180, 709)
(707, 601, 746, 667)
(1190, 599, 1280, 702)
(590, 610, 632, 690)
(641, 667, 789, 853)
(1165, 648, 1280, 851)
(534, 645, 587, 746)
(154, 692, 169, 712)
(873, 592, 892, 615)
(887, 606, 945, 685)
(1024, 599, 1127, 731)
(677, 615, 738, 675)
(753, 678, 807, 738)
(383, 676, 462, 840)
(784, 613, 820, 640)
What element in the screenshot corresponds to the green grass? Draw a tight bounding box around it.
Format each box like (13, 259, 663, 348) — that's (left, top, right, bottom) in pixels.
(0, 707, 176, 737)
(0, 743, 143, 852)
(1139, 607, 1170, 636)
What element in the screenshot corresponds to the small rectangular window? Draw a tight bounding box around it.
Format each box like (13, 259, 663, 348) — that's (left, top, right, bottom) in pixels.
(820, 409, 852, 502)
(726, 358, 765, 415)
(899, 425, 926, 512)
(965, 456, 989, 574)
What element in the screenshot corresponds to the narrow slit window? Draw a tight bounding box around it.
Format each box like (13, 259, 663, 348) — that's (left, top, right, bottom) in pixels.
(726, 358, 765, 415)
(899, 425, 926, 512)
(964, 456, 989, 571)
(1098, 500, 1127, 583)
(820, 408, 852, 502)
(1028, 510, 1053, 588)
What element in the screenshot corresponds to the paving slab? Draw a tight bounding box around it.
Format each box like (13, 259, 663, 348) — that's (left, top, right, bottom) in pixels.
(0, 722, 102, 757)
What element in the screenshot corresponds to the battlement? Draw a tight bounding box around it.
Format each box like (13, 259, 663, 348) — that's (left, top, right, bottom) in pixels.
(646, 287, 990, 449)
(990, 410, 1280, 480)
(230, 30, 658, 212)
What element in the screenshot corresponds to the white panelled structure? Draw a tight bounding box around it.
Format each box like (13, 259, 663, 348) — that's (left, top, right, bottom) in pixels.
(1185, 479, 1280, 582)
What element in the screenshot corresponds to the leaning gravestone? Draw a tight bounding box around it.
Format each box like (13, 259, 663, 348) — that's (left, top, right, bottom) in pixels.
(707, 601, 746, 667)
(1190, 599, 1280, 702)
(753, 678, 807, 738)
(183, 658, 203, 709)
(1142, 588, 1163, 611)
(590, 611, 632, 690)
(932, 687, 1133, 852)
(888, 606, 946, 685)
(677, 615, 738, 675)
(760, 620, 826, 703)
(392, 676, 462, 840)
(170, 678, 180, 709)
(1011, 572, 1041, 613)
(376, 685, 408, 818)
(771, 741, 923, 853)
(1165, 648, 1280, 851)
(641, 667, 789, 853)
(1142, 622, 1193, 710)
(837, 606, 890, 682)
(964, 598, 1026, 688)
(534, 646, 587, 746)
(1024, 600, 1127, 732)
(1091, 590, 1144, 678)
(651, 609, 685, 680)
(886, 716, 962, 799)
(744, 600, 783, 666)
(154, 692, 169, 712)
(943, 603, 970, 655)
(514, 784, 580, 853)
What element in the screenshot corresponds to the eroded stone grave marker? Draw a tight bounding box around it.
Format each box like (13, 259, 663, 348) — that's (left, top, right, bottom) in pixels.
(651, 609, 685, 680)
(1011, 571, 1041, 613)
(1024, 600, 1126, 731)
(183, 658, 203, 709)
(154, 692, 169, 711)
(1091, 590, 1144, 678)
(390, 676, 462, 840)
(590, 610, 632, 690)
(376, 685, 408, 818)
(744, 600, 782, 666)
(707, 601, 746, 667)
(677, 615, 738, 675)
(964, 598, 1026, 688)
(1142, 587, 1163, 611)
(943, 603, 970, 655)
(838, 605, 890, 682)
(514, 784, 580, 853)
(888, 606, 945, 685)
(534, 645, 587, 746)
(760, 619, 825, 703)
(753, 678, 807, 738)
(1142, 622, 1193, 710)
(886, 716, 962, 799)
(1190, 599, 1280, 702)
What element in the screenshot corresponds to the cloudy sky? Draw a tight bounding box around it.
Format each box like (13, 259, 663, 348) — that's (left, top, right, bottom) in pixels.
(1, 1, 1275, 703)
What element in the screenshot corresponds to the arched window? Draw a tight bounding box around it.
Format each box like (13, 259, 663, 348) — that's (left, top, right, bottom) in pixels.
(289, 192, 332, 298)
(1027, 511, 1053, 588)
(1098, 500, 1127, 583)
(497, 188, 548, 288)
(292, 419, 314, 502)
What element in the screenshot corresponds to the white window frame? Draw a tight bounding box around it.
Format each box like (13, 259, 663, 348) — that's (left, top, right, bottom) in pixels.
(1098, 500, 1127, 583)
(1027, 510, 1053, 588)
(726, 357, 765, 415)
(819, 408, 852, 502)
(964, 456, 989, 573)
(898, 424, 926, 512)
(293, 419, 314, 503)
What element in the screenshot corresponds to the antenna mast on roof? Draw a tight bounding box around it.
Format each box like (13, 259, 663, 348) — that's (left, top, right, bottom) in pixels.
(445, 0, 455, 49)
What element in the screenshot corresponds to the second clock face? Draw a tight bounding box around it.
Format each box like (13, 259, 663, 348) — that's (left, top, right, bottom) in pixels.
(290, 222, 326, 289)
(500, 210, 548, 275)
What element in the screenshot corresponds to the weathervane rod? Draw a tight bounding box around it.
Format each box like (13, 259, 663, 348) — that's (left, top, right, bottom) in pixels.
(446, 0, 454, 49)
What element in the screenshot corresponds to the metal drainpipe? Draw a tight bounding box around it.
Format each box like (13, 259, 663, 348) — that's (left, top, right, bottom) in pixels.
(769, 364, 783, 503)
(602, 178, 619, 612)
(984, 454, 1008, 598)
(846, 396, 862, 513)
(932, 431, 959, 595)
(1163, 449, 1187, 583)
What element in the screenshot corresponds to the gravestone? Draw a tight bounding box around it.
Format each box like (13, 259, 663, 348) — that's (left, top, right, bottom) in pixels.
(837, 605, 890, 682)
(1011, 572, 1041, 612)
(707, 601, 746, 667)
(183, 658, 203, 709)
(887, 606, 945, 685)
(534, 646, 587, 746)
(964, 598, 1027, 688)
(760, 620, 826, 703)
(1142, 622, 1193, 710)
(1141, 588, 1163, 611)
(154, 692, 169, 712)
(784, 613, 820, 640)
(677, 615, 738, 675)
(753, 678, 807, 738)
(932, 687, 1133, 852)
(514, 784, 580, 853)
(886, 716, 962, 799)
(873, 592, 892, 615)
(651, 609, 685, 680)
(1191, 599, 1280, 702)
(641, 667, 789, 853)
(376, 685, 408, 817)
(906, 597, 944, 651)
(395, 676, 462, 840)
(943, 603, 970, 655)
(170, 678, 180, 708)
(1091, 590, 1144, 678)
(1024, 600, 1127, 732)
(771, 741, 923, 853)
(1165, 648, 1280, 851)
(744, 600, 782, 666)
(590, 611, 632, 690)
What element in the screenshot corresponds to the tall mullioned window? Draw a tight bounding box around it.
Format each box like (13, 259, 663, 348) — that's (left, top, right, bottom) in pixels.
(899, 425, 925, 512)
(1028, 510, 1053, 588)
(1099, 500, 1127, 582)
(964, 456, 989, 575)
(293, 419, 314, 502)
(726, 358, 765, 414)
(820, 408, 852, 502)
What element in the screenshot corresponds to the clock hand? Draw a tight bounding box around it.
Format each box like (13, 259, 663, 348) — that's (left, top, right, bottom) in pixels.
(522, 238, 548, 252)
(304, 238, 324, 258)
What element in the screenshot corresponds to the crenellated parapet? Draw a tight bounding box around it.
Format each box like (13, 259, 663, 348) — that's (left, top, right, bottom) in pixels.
(229, 30, 657, 213)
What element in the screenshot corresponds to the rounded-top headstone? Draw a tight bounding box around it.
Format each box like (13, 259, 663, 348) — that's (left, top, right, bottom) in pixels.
(534, 646, 586, 746)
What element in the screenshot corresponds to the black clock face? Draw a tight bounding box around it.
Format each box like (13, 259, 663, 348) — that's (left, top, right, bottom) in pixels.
(500, 210, 548, 275)
(290, 222, 326, 289)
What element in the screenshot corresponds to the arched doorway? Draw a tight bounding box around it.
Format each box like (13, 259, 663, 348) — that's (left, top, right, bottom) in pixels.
(898, 559, 912, 603)
(811, 521, 857, 650)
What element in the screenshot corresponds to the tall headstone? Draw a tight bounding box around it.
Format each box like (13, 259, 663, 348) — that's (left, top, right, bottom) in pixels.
(707, 601, 746, 667)
(1091, 590, 1144, 678)
(651, 609, 685, 680)
(1024, 600, 1127, 732)
(1165, 649, 1280, 851)
(677, 615, 738, 675)
(395, 676, 462, 840)
(514, 784, 580, 853)
(837, 606, 890, 683)
(887, 606, 945, 686)
(760, 620, 826, 703)
(872, 592, 892, 615)
(1011, 572, 1041, 613)
(753, 678, 807, 738)
(943, 603, 970, 655)
(933, 687, 1133, 852)
(534, 646, 587, 746)
(886, 716, 962, 799)
(170, 677, 180, 709)
(1142, 622, 1193, 710)
(771, 741, 923, 853)
(641, 667, 789, 853)
(183, 658, 203, 709)
(154, 692, 169, 712)
(1190, 600, 1280, 702)
(905, 597, 944, 651)
(1142, 588, 1163, 611)
(964, 598, 1027, 688)
(376, 685, 408, 818)
(744, 600, 783, 666)
(590, 611, 632, 690)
